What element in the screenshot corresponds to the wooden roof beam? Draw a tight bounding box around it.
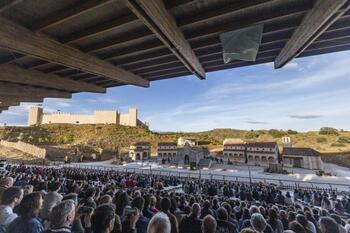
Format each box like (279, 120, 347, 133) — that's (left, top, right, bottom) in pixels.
(0, 17, 149, 87)
(274, 0, 348, 68)
(0, 82, 72, 99)
(0, 96, 43, 103)
(31, 0, 114, 31)
(0, 101, 19, 107)
(126, 0, 205, 80)
(0, 0, 23, 13)
(0, 64, 105, 93)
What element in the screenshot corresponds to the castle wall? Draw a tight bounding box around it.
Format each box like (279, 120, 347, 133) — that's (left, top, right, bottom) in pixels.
(28, 107, 139, 127)
(119, 108, 137, 127)
(42, 113, 95, 124)
(0, 140, 46, 159)
(94, 111, 118, 124)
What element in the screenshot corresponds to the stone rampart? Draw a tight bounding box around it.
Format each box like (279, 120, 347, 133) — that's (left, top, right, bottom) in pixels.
(0, 140, 46, 159)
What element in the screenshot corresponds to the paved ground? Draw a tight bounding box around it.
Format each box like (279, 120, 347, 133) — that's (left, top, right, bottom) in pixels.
(65, 160, 350, 192)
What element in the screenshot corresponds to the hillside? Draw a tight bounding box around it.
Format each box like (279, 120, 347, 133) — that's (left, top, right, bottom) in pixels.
(0, 125, 349, 153)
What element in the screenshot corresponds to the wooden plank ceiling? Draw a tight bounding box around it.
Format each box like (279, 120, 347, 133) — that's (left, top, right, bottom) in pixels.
(0, 0, 349, 113)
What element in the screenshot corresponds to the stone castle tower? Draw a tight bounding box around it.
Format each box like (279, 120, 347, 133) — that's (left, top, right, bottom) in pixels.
(28, 107, 43, 126)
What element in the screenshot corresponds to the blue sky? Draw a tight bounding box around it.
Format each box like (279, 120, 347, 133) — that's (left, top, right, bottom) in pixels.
(1, 50, 350, 132)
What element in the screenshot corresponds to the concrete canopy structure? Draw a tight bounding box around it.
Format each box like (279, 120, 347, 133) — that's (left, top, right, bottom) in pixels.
(0, 0, 349, 112)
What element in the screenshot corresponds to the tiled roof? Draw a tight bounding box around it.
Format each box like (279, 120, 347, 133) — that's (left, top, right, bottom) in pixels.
(246, 142, 277, 148)
(158, 142, 177, 146)
(282, 147, 321, 157)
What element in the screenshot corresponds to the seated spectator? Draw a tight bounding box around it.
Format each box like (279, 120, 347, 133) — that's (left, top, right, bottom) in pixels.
(0, 177, 14, 200)
(40, 182, 63, 221)
(88, 204, 118, 233)
(99, 195, 113, 206)
(6, 192, 44, 233)
(319, 216, 340, 233)
(123, 196, 149, 233)
(296, 214, 316, 233)
(200, 201, 215, 219)
(179, 203, 201, 233)
(330, 214, 346, 233)
(0, 187, 23, 227)
(160, 198, 178, 233)
(267, 208, 283, 233)
(43, 200, 75, 233)
(215, 207, 238, 233)
(251, 213, 268, 233)
(289, 220, 306, 233)
(201, 215, 216, 233)
(147, 212, 171, 233)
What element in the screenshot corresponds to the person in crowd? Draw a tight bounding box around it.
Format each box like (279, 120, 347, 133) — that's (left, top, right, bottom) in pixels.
(160, 198, 178, 233)
(288, 221, 306, 233)
(6, 192, 44, 233)
(122, 196, 149, 233)
(87, 204, 118, 233)
(0, 187, 23, 228)
(319, 216, 340, 233)
(266, 208, 283, 233)
(201, 215, 216, 233)
(200, 201, 215, 219)
(296, 214, 315, 233)
(215, 207, 238, 233)
(42, 200, 75, 233)
(179, 203, 201, 233)
(0, 177, 14, 200)
(147, 212, 171, 233)
(41, 181, 63, 221)
(251, 213, 268, 233)
(330, 214, 346, 233)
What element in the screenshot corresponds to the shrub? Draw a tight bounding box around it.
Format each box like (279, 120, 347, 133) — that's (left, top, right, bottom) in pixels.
(319, 127, 339, 135)
(316, 137, 327, 143)
(331, 143, 346, 147)
(63, 134, 75, 144)
(245, 131, 259, 139)
(268, 129, 285, 138)
(287, 129, 298, 135)
(337, 136, 350, 144)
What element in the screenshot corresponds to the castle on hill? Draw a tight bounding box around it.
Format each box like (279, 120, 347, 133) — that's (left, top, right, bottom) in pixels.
(28, 107, 148, 128)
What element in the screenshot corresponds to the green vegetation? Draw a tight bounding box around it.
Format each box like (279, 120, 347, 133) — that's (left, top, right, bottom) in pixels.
(319, 127, 339, 135)
(0, 125, 349, 153)
(316, 137, 327, 143)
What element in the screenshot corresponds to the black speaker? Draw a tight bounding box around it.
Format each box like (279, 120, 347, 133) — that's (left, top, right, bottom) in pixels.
(190, 162, 197, 170)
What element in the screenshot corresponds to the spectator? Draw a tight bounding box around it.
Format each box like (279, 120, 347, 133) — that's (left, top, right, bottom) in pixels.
(296, 214, 315, 233)
(6, 192, 44, 233)
(147, 212, 171, 233)
(267, 208, 283, 233)
(330, 214, 346, 233)
(319, 216, 340, 233)
(0, 187, 23, 227)
(288, 221, 306, 233)
(40, 182, 63, 221)
(215, 207, 238, 233)
(251, 213, 267, 233)
(43, 200, 75, 233)
(88, 204, 117, 233)
(0, 177, 14, 200)
(123, 196, 149, 233)
(179, 203, 201, 233)
(160, 198, 178, 233)
(202, 215, 216, 233)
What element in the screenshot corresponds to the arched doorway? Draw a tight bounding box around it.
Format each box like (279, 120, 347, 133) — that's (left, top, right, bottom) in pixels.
(184, 154, 190, 164)
(136, 153, 141, 160)
(142, 151, 148, 160)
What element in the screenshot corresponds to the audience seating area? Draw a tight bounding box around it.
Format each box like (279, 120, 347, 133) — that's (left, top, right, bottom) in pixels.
(0, 164, 348, 233)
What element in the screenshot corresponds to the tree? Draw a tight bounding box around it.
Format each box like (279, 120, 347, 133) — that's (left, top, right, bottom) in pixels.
(319, 127, 339, 135)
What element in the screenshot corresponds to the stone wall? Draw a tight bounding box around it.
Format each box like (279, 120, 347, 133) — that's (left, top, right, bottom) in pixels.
(0, 140, 46, 159)
(28, 107, 139, 127)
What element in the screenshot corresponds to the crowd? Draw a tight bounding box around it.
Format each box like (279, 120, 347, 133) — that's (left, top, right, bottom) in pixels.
(0, 164, 348, 233)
